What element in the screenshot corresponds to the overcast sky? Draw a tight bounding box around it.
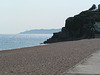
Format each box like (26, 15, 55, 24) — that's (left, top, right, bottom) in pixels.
(0, 0, 99, 34)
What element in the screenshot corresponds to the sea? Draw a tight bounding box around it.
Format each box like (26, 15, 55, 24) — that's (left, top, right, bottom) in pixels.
(0, 34, 52, 50)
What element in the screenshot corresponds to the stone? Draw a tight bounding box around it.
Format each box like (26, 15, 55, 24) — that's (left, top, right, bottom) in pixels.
(98, 4, 100, 11)
(89, 4, 96, 11)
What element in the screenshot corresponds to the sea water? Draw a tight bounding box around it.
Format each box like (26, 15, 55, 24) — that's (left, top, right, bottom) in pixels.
(0, 34, 52, 50)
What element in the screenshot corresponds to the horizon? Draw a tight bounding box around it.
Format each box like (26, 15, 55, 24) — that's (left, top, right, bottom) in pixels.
(0, 28, 61, 34)
(0, 0, 100, 34)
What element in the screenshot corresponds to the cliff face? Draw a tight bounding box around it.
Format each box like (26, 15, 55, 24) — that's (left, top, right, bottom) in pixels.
(44, 5, 100, 43)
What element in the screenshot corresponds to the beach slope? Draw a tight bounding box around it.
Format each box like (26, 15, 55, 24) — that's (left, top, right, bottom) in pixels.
(0, 39, 100, 75)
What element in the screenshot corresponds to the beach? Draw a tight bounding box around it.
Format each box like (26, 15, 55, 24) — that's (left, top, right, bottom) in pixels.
(0, 39, 100, 75)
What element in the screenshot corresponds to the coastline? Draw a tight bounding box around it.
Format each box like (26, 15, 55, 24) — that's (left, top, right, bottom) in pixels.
(0, 39, 100, 75)
(0, 43, 47, 52)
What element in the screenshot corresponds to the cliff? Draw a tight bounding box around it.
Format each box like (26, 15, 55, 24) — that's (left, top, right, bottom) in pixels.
(44, 4, 100, 43)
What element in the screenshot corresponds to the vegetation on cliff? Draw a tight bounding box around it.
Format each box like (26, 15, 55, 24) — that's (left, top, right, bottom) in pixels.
(44, 4, 100, 43)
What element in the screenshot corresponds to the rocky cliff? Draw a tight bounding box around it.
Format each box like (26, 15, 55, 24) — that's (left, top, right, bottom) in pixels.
(44, 4, 100, 43)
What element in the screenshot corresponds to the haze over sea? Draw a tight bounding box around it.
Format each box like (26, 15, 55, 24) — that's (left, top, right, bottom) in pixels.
(0, 34, 52, 50)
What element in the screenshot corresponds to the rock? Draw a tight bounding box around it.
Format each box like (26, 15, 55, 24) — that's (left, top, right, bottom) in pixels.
(44, 5, 100, 43)
(89, 4, 96, 11)
(98, 4, 100, 11)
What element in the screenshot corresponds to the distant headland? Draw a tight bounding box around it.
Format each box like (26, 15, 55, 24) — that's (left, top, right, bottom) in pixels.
(20, 29, 61, 34)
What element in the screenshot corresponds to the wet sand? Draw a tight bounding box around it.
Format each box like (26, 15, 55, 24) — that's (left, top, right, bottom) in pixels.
(0, 39, 100, 75)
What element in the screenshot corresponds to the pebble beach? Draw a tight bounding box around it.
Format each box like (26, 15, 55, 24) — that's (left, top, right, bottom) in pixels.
(0, 39, 100, 75)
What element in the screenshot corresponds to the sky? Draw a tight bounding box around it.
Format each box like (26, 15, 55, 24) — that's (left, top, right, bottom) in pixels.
(0, 0, 100, 34)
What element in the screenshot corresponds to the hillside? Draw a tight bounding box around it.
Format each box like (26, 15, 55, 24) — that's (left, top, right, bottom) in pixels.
(44, 4, 100, 43)
(20, 29, 61, 34)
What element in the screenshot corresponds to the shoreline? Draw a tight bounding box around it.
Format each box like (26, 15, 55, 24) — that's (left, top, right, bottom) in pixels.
(0, 43, 47, 52)
(0, 39, 100, 75)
